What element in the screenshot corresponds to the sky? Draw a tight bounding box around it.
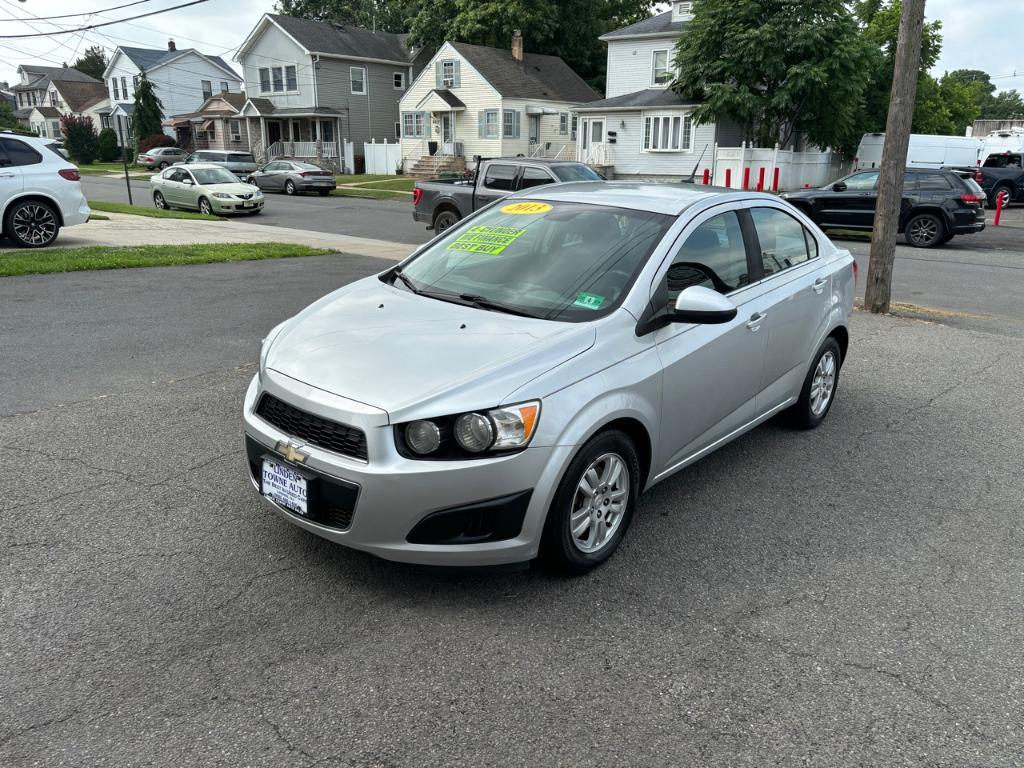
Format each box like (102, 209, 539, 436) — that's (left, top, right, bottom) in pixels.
(0, 0, 1019, 92)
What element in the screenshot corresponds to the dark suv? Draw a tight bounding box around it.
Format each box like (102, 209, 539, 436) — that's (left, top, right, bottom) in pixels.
(781, 168, 985, 248)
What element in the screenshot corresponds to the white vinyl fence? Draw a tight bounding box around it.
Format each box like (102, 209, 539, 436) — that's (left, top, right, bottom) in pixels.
(363, 139, 402, 175)
(711, 142, 851, 192)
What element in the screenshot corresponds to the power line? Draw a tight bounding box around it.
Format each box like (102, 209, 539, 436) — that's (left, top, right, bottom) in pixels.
(0, 0, 157, 23)
(0, 0, 209, 39)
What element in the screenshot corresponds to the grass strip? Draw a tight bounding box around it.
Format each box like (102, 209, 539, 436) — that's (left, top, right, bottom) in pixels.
(88, 201, 224, 221)
(0, 242, 333, 277)
(331, 187, 409, 201)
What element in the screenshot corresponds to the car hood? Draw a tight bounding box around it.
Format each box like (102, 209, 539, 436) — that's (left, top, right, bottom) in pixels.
(200, 182, 258, 195)
(266, 277, 596, 421)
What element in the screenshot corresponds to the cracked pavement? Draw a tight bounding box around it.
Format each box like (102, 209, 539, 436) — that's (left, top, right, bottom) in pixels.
(2, 256, 1023, 766)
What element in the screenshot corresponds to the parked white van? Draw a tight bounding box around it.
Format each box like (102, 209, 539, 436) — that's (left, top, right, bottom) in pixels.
(982, 128, 1024, 159)
(855, 133, 983, 171)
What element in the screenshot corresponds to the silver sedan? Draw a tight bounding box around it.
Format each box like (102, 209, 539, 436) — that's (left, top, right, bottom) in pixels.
(243, 183, 855, 572)
(245, 160, 337, 196)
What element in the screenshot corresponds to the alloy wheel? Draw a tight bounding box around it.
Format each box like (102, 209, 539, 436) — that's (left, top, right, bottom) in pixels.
(285, 181, 296, 195)
(12, 203, 57, 246)
(199, 198, 212, 215)
(569, 452, 629, 554)
(908, 216, 939, 246)
(810, 350, 837, 416)
(153, 192, 167, 209)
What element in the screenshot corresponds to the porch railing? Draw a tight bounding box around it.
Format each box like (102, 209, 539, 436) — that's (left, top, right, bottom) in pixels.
(267, 140, 338, 159)
(529, 142, 573, 159)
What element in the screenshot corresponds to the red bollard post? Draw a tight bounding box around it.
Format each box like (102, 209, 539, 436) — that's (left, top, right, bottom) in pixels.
(702, 168, 710, 185)
(742, 167, 750, 191)
(994, 192, 1005, 226)
(756, 167, 765, 192)
(725, 168, 732, 188)
(772, 167, 780, 192)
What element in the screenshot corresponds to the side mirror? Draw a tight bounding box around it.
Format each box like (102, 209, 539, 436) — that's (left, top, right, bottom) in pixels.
(671, 286, 737, 324)
(832, 181, 847, 192)
(183, 178, 194, 185)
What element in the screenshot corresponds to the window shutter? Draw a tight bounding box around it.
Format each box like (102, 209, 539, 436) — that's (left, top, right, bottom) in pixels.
(513, 111, 520, 139)
(435, 61, 443, 89)
(453, 61, 461, 88)
(478, 111, 486, 138)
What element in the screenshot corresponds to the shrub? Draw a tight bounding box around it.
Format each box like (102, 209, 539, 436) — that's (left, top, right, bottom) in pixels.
(97, 128, 120, 162)
(138, 133, 175, 154)
(59, 114, 99, 164)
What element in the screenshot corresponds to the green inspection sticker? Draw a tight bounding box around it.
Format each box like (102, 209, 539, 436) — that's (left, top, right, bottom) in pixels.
(573, 292, 606, 310)
(447, 225, 525, 255)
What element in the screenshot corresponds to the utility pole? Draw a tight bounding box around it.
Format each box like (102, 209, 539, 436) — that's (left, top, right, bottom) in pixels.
(864, 0, 927, 313)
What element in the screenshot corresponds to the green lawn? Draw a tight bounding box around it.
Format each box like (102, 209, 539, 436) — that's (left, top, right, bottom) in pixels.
(76, 163, 145, 175)
(88, 201, 224, 221)
(0, 243, 334, 277)
(330, 187, 410, 201)
(334, 173, 396, 185)
(353, 178, 415, 192)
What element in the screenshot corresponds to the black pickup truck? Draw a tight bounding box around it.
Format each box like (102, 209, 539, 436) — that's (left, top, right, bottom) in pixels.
(951, 151, 1023, 207)
(412, 158, 601, 232)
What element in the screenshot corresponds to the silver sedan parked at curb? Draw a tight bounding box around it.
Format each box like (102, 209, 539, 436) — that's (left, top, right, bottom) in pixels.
(244, 183, 855, 573)
(245, 160, 337, 196)
(149, 163, 264, 216)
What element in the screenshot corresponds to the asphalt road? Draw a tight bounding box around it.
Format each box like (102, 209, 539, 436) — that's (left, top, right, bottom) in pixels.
(3, 257, 1023, 766)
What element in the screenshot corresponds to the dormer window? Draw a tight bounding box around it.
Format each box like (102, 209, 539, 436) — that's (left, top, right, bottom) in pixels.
(652, 50, 672, 86)
(672, 1, 694, 21)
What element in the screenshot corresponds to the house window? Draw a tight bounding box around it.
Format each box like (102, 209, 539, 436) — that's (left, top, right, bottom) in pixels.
(502, 109, 519, 139)
(201, 80, 212, 100)
(229, 119, 241, 141)
(51, 120, 62, 137)
(482, 110, 500, 139)
(112, 78, 119, 100)
(259, 68, 271, 93)
(559, 113, 569, 135)
(571, 114, 578, 140)
(652, 50, 672, 86)
(125, 117, 134, 141)
(643, 114, 692, 152)
(402, 112, 426, 138)
(393, 72, 405, 90)
(121, 77, 128, 98)
(395, 121, 401, 139)
(220, 81, 229, 93)
(101, 114, 111, 129)
(285, 66, 297, 91)
(133, 75, 139, 93)
(442, 61, 455, 88)
(350, 67, 366, 95)
(272, 68, 284, 92)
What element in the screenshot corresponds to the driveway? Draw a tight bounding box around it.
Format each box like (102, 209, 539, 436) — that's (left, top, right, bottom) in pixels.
(2, 258, 1022, 766)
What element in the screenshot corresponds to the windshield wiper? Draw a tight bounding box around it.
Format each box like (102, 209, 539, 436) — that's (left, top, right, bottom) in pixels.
(458, 293, 538, 318)
(390, 267, 420, 294)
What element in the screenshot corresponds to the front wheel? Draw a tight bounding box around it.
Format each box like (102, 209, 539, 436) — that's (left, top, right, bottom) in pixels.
(153, 191, 167, 209)
(198, 197, 214, 216)
(904, 212, 944, 248)
(4, 199, 60, 248)
(540, 430, 640, 574)
(788, 337, 842, 429)
(284, 180, 297, 195)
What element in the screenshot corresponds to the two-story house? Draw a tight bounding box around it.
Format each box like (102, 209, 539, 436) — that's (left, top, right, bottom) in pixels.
(399, 33, 599, 175)
(235, 13, 431, 168)
(104, 40, 242, 145)
(573, 1, 741, 179)
(11, 65, 100, 133)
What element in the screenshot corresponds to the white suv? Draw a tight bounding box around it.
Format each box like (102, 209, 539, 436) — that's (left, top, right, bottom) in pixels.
(0, 132, 90, 248)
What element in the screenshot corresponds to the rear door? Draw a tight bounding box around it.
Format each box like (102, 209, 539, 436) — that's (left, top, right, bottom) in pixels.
(0, 141, 25, 212)
(162, 168, 187, 205)
(474, 163, 517, 208)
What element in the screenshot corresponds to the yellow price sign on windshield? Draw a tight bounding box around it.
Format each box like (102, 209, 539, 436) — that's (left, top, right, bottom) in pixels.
(501, 201, 553, 215)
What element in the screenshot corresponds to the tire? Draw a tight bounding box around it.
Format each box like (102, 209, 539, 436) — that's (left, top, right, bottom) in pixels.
(4, 199, 60, 248)
(540, 430, 640, 574)
(153, 191, 167, 210)
(158, 161, 169, 170)
(433, 209, 459, 233)
(904, 212, 944, 248)
(284, 180, 297, 196)
(989, 185, 1013, 210)
(788, 337, 842, 430)
(317, 189, 330, 196)
(198, 197, 214, 216)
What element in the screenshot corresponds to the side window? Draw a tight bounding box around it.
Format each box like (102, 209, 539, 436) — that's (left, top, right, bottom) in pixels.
(917, 173, 953, 191)
(0, 139, 43, 166)
(751, 208, 814, 277)
(665, 211, 750, 299)
(843, 172, 879, 191)
(483, 164, 517, 191)
(519, 167, 555, 190)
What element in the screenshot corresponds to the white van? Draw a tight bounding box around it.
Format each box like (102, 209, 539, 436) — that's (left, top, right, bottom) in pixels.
(982, 128, 1024, 159)
(855, 133, 983, 170)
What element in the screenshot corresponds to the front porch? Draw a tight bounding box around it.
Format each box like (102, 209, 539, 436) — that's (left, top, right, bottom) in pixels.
(240, 100, 345, 169)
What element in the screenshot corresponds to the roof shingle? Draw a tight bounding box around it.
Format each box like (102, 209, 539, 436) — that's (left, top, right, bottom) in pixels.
(268, 14, 414, 63)
(601, 10, 686, 40)
(118, 46, 236, 77)
(451, 42, 599, 103)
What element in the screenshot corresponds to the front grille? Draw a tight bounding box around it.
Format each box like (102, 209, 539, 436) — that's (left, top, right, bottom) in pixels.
(255, 393, 368, 461)
(239, 193, 253, 200)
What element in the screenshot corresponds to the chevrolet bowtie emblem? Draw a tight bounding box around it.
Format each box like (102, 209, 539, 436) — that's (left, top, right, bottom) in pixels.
(275, 440, 309, 464)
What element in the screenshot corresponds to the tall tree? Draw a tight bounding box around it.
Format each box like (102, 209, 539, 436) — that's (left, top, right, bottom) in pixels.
(274, 0, 416, 31)
(132, 70, 164, 142)
(72, 45, 108, 81)
(981, 89, 1024, 120)
(0, 99, 19, 131)
(672, 0, 873, 153)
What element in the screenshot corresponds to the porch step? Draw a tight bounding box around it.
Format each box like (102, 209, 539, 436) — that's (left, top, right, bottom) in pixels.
(408, 154, 465, 179)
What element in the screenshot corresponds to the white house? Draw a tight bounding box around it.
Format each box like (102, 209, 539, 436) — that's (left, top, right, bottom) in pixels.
(399, 33, 599, 175)
(11, 64, 100, 129)
(573, 1, 741, 179)
(103, 40, 242, 145)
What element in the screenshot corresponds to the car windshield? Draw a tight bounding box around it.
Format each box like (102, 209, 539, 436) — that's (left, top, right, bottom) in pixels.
(395, 200, 671, 321)
(192, 167, 238, 185)
(552, 165, 602, 183)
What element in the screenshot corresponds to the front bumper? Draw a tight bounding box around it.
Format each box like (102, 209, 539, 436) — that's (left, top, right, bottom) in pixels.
(212, 198, 264, 213)
(242, 372, 570, 566)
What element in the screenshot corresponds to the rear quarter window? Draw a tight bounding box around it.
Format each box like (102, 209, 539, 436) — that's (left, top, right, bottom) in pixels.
(0, 139, 43, 166)
(917, 173, 954, 191)
(228, 153, 255, 163)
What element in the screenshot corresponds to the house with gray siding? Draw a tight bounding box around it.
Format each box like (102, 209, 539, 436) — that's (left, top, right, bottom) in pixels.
(235, 13, 431, 168)
(574, 1, 741, 179)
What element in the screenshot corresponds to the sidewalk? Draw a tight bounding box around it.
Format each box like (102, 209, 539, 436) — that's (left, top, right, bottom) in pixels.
(32, 212, 414, 261)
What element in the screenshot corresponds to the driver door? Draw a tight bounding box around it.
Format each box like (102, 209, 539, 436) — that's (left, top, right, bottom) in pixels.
(820, 171, 879, 228)
(651, 206, 774, 477)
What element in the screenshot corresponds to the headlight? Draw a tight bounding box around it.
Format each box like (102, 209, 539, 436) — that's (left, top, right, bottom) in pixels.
(212, 192, 233, 199)
(396, 401, 540, 459)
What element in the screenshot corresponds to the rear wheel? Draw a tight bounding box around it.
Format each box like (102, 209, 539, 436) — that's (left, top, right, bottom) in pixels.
(4, 199, 60, 248)
(434, 209, 459, 233)
(904, 212, 944, 248)
(788, 337, 842, 429)
(158, 161, 169, 170)
(284, 180, 297, 196)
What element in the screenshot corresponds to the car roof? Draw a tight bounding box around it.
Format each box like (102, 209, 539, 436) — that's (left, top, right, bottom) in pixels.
(175, 162, 233, 170)
(517, 181, 778, 216)
(488, 157, 586, 166)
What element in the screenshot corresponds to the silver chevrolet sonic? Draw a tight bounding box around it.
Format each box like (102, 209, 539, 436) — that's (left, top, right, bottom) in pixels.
(243, 182, 854, 573)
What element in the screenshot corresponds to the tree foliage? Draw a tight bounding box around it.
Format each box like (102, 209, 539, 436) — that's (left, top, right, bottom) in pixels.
(72, 45, 109, 81)
(97, 128, 120, 162)
(132, 70, 164, 142)
(138, 133, 176, 153)
(0, 99, 19, 131)
(59, 114, 99, 164)
(673, 0, 873, 153)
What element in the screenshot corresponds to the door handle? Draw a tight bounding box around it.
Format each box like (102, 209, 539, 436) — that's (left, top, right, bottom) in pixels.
(813, 277, 828, 294)
(746, 312, 767, 331)
(0, 172, 16, 178)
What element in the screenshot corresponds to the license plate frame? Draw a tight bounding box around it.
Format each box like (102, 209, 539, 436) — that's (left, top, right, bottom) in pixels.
(261, 457, 309, 516)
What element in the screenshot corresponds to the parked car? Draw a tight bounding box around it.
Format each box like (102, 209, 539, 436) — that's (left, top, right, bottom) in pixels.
(413, 158, 602, 233)
(245, 160, 336, 196)
(149, 163, 263, 216)
(137, 146, 189, 170)
(244, 183, 854, 572)
(950, 151, 1023, 208)
(781, 168, 985, 247)
(0, 132, 89, 248)
(183, 150, 259, 177)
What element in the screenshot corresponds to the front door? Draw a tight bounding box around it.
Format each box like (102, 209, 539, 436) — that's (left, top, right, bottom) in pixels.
(441, 113, 454, 146)
(291, 120, 302, 144)
(820, 170, 879, 228)
(580, 118, 605, 164)
(267, 121, 282, 145)
(529, 115, 540, 145)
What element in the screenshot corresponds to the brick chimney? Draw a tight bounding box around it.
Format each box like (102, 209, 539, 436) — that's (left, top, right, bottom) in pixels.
(511, 29, 523, 64)
(168, 39, 176, 52)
